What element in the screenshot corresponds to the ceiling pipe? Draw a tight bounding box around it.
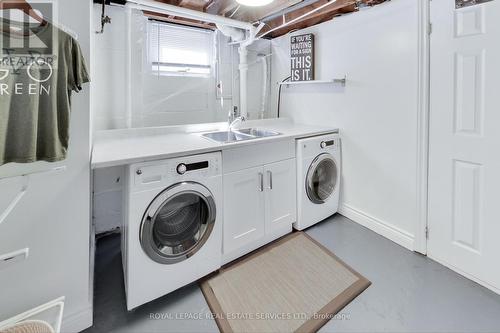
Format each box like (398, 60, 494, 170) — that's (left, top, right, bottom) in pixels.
(216, 24, 246, 42)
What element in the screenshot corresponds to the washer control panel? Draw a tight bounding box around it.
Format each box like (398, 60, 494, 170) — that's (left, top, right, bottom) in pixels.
(176, 163, 187, 175)
(176, 161, 209, 175)
(320, 140, 335, 149)
(171, 153, 220, 178)
(131, 152, 221, 189)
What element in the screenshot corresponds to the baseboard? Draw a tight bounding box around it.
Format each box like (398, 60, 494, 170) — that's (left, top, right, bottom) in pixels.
(429, 255, 500, 296)
(339, 203, 415, 251)
(60, 306, 93, 333)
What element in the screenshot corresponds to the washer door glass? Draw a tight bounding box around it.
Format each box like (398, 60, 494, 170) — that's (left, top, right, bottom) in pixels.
(306, 154, 338, 204)
(140, 182, 216, 264)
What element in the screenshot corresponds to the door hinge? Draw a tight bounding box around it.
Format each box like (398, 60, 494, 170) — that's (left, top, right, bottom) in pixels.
(428, 22, 433, 35)
(425, 226, 429, 240)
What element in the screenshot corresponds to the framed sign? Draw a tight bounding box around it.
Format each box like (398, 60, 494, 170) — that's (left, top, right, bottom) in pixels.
(290, 33, 315, 81)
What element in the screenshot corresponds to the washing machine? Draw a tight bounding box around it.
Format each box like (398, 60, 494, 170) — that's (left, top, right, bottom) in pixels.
(294, 133, 341, 230)
(122, 152, 222, 310)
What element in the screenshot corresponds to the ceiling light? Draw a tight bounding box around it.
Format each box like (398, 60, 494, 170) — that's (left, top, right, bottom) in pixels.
(235, 0, 275, 7)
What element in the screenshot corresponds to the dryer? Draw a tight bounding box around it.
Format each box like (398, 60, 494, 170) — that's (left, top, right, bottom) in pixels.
(294, 133, 340, 230)
(122, 152, 222, 310)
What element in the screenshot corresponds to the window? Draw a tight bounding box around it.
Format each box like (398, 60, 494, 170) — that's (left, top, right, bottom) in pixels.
(149, 22, 214, 76)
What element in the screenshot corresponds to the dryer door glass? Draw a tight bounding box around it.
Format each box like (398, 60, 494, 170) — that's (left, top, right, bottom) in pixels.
(140, 182, 216, 264)
(306, 154, 338, 204)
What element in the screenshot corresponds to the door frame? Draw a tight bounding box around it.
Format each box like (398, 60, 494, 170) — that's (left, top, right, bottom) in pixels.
(414, 0, 431, 255)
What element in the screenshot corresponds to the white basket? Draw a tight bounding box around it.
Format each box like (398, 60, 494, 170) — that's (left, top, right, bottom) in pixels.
(0, 297, 64, 333)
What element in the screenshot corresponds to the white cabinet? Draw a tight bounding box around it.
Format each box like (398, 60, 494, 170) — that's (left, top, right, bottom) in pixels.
(223, 166, 266, 255)
(264, 159, 296, 234)
(222, 141, 297, 264)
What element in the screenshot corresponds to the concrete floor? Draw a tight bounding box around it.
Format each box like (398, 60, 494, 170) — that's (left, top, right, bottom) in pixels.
(83, 215, 500, 333)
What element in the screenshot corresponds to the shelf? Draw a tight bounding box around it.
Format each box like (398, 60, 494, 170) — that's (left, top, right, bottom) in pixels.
(278, 76, 347, 87)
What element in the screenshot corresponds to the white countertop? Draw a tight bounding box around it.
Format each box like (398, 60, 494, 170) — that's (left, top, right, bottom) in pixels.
(91, 118, 338, 169)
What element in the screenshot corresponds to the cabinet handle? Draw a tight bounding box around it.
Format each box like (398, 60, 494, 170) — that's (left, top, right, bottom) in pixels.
(259, 172, 264, 192)
(267, 171, 273, 190)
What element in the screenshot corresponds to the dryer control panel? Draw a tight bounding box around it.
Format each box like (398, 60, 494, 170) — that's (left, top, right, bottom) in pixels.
(297, 133, 340, 159)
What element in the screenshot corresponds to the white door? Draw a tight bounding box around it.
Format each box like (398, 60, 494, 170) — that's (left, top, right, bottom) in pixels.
(223, 166, 265, 255)
(428, 0, 500, 292)
(264, 159, 296, 234)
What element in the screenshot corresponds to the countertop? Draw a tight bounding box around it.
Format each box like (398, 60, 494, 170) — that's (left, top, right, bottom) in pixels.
(91, 118, 338, 169)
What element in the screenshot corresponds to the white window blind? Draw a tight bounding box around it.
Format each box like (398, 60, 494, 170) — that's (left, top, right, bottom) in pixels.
(149, 22, 214, 76)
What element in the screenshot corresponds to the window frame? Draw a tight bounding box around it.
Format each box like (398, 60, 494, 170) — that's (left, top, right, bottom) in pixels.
(148, 20, 215, 78)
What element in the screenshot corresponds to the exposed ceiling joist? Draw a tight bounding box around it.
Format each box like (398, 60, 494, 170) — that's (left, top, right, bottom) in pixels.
(205, 0, 238, 16)
(259, 0, 358, 38)
(231, 0, 302, 22)
(136, 0, 389, 38)
(143, 10, 215, 29)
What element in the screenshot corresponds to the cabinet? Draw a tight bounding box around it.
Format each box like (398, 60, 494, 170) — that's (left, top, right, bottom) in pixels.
(223, 166, 266, 255)
(264, 159, 296, 233)
(223, 155, 296, 262)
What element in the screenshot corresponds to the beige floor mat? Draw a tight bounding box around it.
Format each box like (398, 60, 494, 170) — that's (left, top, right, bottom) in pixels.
(201, 232, 371, 333)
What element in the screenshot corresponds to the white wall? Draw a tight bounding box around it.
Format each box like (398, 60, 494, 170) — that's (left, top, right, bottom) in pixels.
(0, 0, 93, 331)
(93, 5, 128, 130)
(92, 5, 272, 131)
(271, 0, 421, 250)
(91, 6, 272, 234)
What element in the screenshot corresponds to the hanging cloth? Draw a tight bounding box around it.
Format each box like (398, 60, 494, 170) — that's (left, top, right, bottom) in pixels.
(0, 18, 90, 166)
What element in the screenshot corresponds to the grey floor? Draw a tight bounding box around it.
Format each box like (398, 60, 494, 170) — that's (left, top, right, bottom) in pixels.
(83, 215, 500, 333)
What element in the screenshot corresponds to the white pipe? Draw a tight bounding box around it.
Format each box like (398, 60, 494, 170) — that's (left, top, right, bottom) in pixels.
(238, 45, 249, 119)
(125, 5, 133, 128)
(258, 0, 339, 38)
(126, 0, 254, 32)
(236, 23, 264, 119)
(259, 56, 268, 119)
(216, 24, 245, 42)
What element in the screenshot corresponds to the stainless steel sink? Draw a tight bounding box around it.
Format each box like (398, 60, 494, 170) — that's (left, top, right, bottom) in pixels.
(201, 130, 255, 143)
(236, 128, 281, 138)
(201, 128, 282, 143)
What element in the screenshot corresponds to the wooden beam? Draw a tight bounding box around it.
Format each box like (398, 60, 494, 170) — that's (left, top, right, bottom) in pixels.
(146, 0, 388, 39)
(205, 0, 238, 16)
(176, 0, 208, 11)
(259, 0, 358, 38)
(143, 10, 216, 29)
(231, 0, 302, 22)
(154, 0, 183, 5)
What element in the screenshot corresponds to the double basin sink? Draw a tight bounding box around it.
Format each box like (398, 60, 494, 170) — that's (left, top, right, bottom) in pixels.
(202, 128, 281, 143)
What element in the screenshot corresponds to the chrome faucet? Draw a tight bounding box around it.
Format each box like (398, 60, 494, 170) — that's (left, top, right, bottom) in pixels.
(228, 106, 245, 130)
(229, 115, 246, 131)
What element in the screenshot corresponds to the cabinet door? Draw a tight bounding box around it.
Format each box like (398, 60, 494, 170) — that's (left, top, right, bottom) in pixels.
(264, 159, 296, 233)
(223, 166, 265, 255)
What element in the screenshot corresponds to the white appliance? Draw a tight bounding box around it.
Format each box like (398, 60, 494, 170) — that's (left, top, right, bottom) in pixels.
(294, 133, 341, 230)
(122, 152, 222, 310)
